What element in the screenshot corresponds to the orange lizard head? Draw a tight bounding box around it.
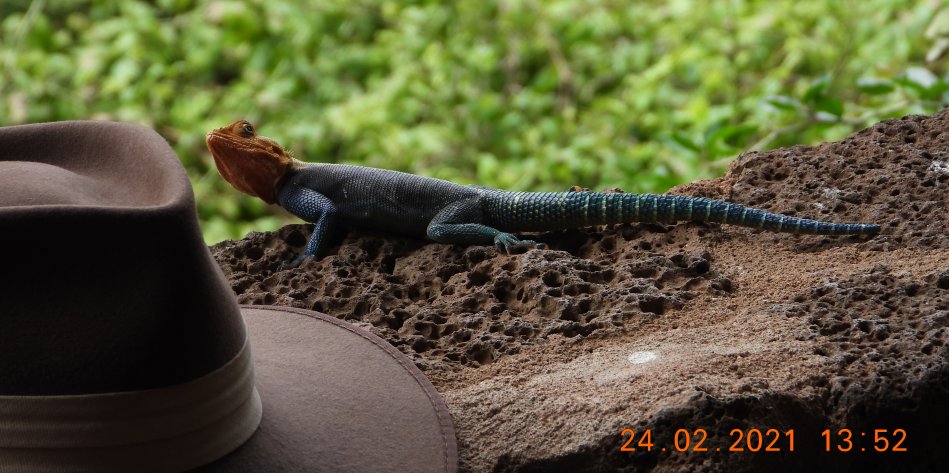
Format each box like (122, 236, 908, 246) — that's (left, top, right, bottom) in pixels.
(205, 120, 297, 204)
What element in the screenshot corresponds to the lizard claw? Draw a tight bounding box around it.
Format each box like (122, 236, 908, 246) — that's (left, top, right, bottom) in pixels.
(278, 254, 309, 271)
(494, 233, 545, 254)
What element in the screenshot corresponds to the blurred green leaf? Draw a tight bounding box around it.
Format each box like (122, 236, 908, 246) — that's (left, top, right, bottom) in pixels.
(803, 74, 832, 105)
(764, 95, 801, 111)
(708, 123, 759, 149)
(857, 77, 896, 95)
(815, 96, 844, 117)
(669, 132, 700, 152)
(898, 67, 938, 91)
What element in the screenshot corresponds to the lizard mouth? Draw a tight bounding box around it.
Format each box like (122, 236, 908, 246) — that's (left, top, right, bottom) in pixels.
(205, 128, 233, 149)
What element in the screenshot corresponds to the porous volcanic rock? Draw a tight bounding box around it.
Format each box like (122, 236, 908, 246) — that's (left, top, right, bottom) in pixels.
(211, 111, 949, 472)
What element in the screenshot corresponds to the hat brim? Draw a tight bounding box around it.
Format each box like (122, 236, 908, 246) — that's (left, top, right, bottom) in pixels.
(195, 306, 457, 472)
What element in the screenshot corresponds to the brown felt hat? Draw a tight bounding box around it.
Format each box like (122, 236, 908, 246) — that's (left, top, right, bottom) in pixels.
(0, 121, 458, 472)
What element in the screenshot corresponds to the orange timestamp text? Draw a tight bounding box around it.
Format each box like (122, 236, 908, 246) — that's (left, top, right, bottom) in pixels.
(821, 428, 907, 453)
(620, 428, 796, 453)
(619, 428, 909, 454)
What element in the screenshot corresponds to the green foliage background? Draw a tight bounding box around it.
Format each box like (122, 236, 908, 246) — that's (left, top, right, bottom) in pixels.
(3, 0, 948, 243)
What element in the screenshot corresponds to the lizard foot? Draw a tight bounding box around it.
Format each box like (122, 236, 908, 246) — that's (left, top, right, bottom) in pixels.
(494, 233, 546, 254)
(278, 254, 310, 271)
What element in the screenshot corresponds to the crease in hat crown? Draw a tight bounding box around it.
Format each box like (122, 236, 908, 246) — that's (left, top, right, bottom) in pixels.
(0, 121, 263, 472)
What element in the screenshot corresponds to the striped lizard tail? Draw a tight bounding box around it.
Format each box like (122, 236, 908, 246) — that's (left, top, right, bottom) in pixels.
(484, 191, 881, 235)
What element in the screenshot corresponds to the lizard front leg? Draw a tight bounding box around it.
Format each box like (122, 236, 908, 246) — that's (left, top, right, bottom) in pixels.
(426, 198, 545, 253)
(277, 184, 338, 267)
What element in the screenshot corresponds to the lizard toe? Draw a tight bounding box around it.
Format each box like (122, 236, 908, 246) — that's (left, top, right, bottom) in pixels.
(279, 254, 310, 271)
(494, 233, 545, 254)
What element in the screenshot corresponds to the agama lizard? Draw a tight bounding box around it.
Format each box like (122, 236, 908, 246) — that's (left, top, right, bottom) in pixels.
(206, 120, 880, 267)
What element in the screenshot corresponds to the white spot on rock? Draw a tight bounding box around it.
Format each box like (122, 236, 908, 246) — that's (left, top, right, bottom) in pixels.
(627, 351, 658, 364)
(929, 160, 949, 174)
(820, 187, 842, 200)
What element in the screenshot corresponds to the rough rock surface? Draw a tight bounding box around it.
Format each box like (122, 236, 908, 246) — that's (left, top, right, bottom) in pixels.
(211, 112, 949, 472)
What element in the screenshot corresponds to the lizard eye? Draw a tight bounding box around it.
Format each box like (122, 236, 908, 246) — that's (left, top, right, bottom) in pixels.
(239, 122, 254, 137)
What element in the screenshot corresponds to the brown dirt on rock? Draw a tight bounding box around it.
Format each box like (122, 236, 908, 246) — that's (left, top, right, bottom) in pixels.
(211, 111, 949, 472)
(215, 224, 735, 372)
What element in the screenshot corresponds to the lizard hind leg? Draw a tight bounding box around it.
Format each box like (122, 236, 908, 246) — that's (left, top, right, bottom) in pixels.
(426, 198, 545, 253)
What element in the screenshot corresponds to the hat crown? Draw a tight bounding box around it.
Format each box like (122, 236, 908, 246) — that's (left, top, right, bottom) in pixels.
(0, 121, 246, 396)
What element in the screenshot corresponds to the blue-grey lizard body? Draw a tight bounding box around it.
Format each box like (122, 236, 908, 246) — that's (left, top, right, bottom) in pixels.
(206, 120, 880, 267)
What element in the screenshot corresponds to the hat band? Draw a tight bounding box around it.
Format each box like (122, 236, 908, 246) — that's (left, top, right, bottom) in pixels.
(0, 337, 262, 472)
